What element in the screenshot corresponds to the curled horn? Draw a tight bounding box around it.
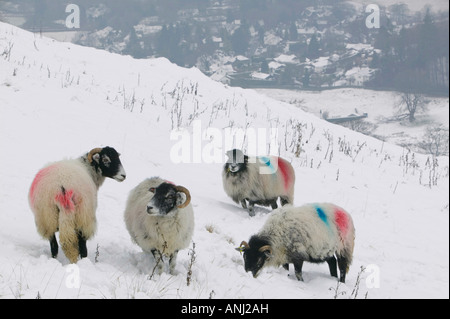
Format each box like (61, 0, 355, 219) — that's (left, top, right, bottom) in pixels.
(175, 185, 191, 208)
(87, 148, 103, 163)
(258, 245, 272, 256)
(236, 241, 250, 253)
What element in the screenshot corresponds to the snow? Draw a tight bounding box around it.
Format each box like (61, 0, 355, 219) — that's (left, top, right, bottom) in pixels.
(347, 0, 449, 12)
(251, 72, 270, 80)
(134, 24, 163, 36)
(274, 54, 299, 64)
(345, 43, 375, 52)
(1, 22, 449, 299)
(256, 88, 449, 154)
(268, 61, 284, 71)
(312, 57, 330, 71)
(264, 32, 283, 46)
(234, 55, 249, 62)
(344, 67, 374, 86)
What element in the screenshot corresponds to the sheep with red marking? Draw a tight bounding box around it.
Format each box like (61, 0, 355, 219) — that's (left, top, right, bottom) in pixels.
(28, 147, 126, 263)
(236, 203, 355, 283)
(222, 149, 295, 216)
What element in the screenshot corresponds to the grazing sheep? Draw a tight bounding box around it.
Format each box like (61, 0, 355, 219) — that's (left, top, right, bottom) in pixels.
(28, 147, 126, 263)
(222, 149, 295, 216)
(236, 203, 355, 283)
(124, 177, 194, 275)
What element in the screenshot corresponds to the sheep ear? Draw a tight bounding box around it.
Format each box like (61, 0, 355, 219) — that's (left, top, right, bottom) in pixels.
(259, 245, 273, 259)
(87, 148, 103, 163)
(236, 241, 250, 254)
(175, 186, 191, 208)
(92, 153, 101, 163)
(263, 250, 273, 259)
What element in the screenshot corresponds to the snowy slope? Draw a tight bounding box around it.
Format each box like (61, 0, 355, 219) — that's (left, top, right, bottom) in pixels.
(0, 22, 448, 299)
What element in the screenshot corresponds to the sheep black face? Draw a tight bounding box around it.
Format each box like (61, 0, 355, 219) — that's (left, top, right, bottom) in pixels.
(224, 149, 248, 174)
(236, 237, 273, 278)
(147, 183, 191, 216)
(89, 147, 126, 182)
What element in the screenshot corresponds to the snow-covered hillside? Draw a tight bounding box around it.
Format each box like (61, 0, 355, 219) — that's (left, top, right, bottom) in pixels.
(0, 22, 448, 299)
(256, 88, 449, 155)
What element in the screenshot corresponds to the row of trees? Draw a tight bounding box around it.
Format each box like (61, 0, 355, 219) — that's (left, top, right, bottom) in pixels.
(369, 9, 449, 95)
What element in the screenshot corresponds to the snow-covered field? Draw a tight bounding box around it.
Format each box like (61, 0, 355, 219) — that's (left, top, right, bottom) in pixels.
(256, 88, 449, 155)
(0, 22, 448, 299)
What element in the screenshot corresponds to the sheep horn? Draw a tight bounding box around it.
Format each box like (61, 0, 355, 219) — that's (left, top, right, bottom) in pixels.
(87, 148, 103, 163)
(258, 245, 272, 256)
(236, 241, 250, 253)
(175, 185, 191, 208)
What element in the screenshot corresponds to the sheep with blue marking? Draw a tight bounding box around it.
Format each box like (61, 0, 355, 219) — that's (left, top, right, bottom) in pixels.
(222, 149, 295, 216)
(28, 147, 126, 263)
(236, 203, 355, 283)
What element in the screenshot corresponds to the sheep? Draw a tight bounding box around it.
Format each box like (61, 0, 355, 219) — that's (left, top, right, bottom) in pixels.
(222, 149, 295, 216)
(28, 147, 126, 263)
(124, 177, 194, 275)
(236, 203, 355, 283)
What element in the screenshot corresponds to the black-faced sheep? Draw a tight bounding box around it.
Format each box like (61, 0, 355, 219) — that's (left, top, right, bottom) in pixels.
(124, 177, 194, 275)
(28, 147, 126, 263)
(236, 203, 355, 283)
(222, 149, 295, 216)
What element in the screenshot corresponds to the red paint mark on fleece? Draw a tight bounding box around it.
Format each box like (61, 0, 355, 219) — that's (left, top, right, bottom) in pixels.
(29, 165, 56, 205)
(277, 158, 292, 190)
(55, 188, 76, 212)
(335, 209, 349, 235)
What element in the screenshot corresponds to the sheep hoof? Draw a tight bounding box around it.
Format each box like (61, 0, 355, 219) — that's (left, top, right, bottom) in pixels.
(295, 272, 304, 281)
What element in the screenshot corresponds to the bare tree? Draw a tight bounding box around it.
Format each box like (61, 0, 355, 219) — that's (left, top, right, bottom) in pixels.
(397, 92, 426, 123)
(420, 124, 449, 156)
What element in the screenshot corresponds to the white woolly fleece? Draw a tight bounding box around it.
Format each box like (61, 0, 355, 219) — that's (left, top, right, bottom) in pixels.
(124, 177, 194, 256)
(29, 159, 99, 263)
(260, 203, 355, 269)
(222, 155, 295, 205)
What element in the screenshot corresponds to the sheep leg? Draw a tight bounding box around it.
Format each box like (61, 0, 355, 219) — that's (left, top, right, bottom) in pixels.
(49, 234, 58, 258)
(270, 199, 278, 209)
(151, 249, 164, 274)
(169, 250, 178, 275)
(247, 201, 255, 217)
(77, 231, 87, 259)
(326, 256, 338, 278)
(293, 260, 304, 281)
(240, 199, 248, 210)
(337, 256, 348, 283)
(280, 197, 290, 206)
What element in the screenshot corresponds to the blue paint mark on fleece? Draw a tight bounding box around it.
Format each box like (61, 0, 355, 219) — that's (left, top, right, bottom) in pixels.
(260, 156, 276, 174)
(315, 205, 329, 226)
